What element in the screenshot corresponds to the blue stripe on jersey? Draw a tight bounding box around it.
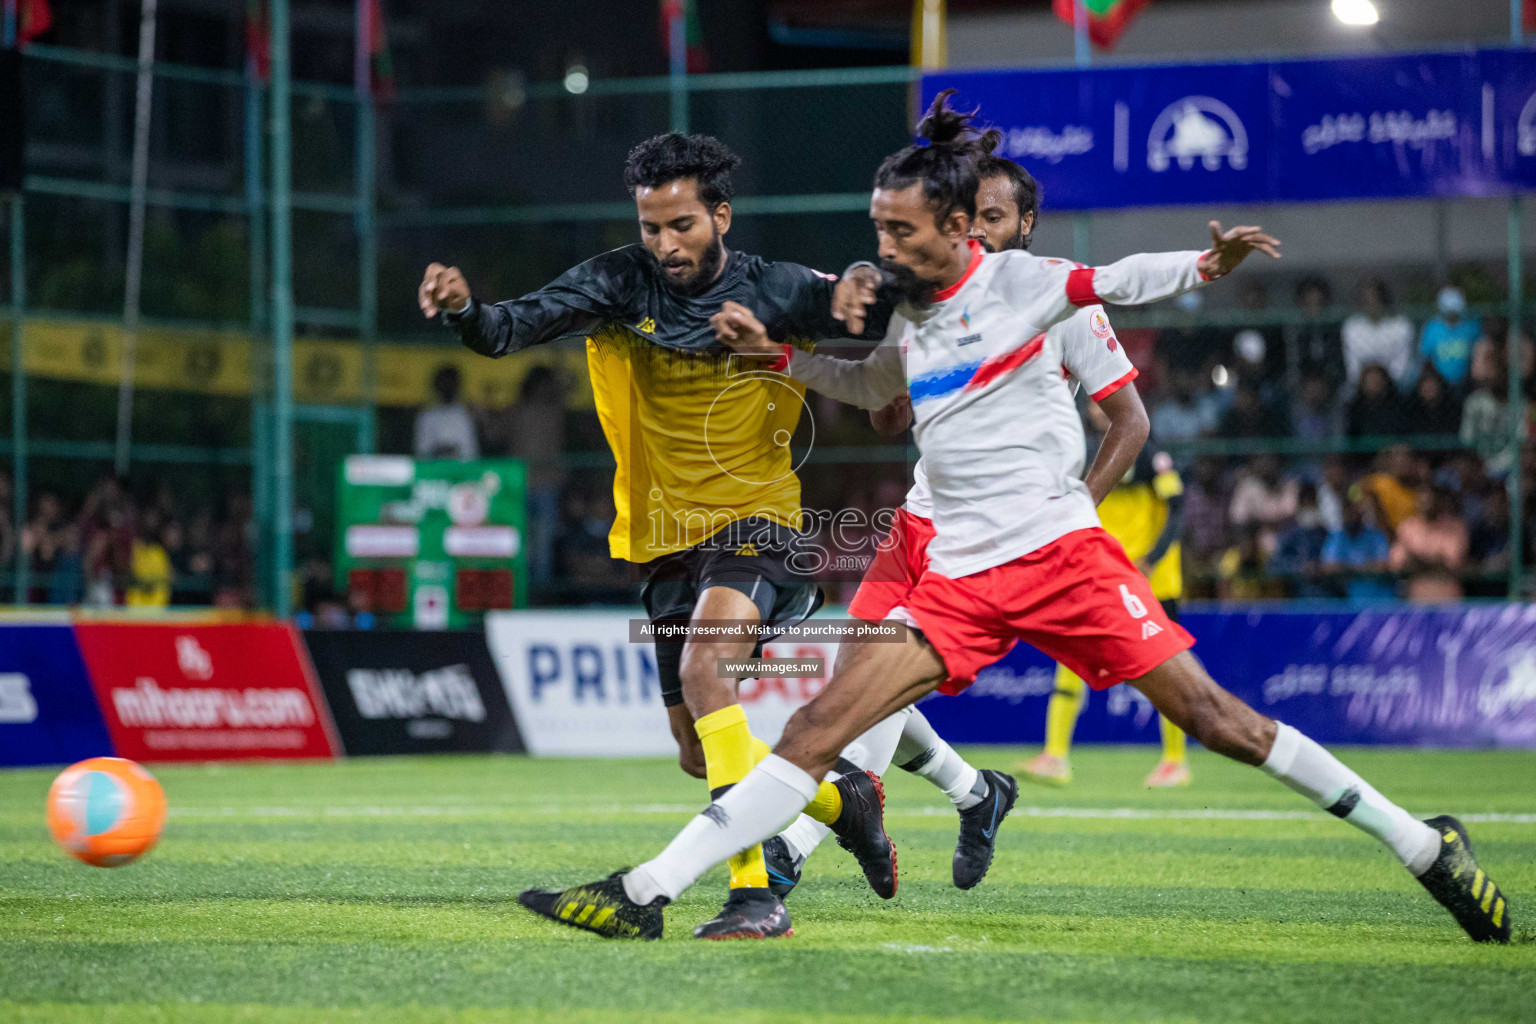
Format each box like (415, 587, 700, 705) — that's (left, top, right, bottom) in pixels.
(909, 360, 983, 405)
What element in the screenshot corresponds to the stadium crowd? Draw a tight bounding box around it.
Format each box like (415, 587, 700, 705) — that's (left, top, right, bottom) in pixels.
(1125, 277, 1528, 599)
(2, 274, 1529, 609)
(0, 473, 258, 608)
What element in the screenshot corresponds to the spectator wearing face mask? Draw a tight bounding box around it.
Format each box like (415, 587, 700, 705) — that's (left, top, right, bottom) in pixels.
(1419, 286, 1481, 386)
(1268, 483, 1332, 597)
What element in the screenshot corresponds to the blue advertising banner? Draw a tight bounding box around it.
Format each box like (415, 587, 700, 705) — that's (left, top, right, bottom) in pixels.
(0, 625, 116, 768)
(923, 48, 1536, 210)
(917, 606, 1536, 749)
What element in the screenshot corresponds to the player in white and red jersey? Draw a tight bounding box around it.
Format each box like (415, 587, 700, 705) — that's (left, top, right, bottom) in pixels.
(760, 147, 1155, 898)
(518, 93, 1511, 947)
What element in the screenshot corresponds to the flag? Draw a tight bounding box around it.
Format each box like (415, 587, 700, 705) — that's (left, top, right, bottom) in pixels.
(1052, 0, 1152, 51)
(363, 0, 394, 99)
(245, 0, 270, 81)
(18, 0, 53, 46)
(659, 0, 708, 74)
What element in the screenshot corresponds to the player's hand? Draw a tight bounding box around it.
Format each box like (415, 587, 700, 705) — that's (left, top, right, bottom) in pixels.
(1197, 222, 1281, 280)
(832, 264, 882, 335)
(710, 301, 779, 359)
(418, 262, 471, 319)
(869, 394, 913, 438)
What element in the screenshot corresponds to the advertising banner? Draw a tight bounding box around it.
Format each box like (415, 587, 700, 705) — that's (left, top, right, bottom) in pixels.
(923, 48, 1536, 210)
(485, 610, 834, 757)
(917, 606, 1536, 749)
(73, 623, 338, 762)
(481, 605, 1536, 753)
(1188, 606, 1536, 749)
(0, 316, 595, 409)
(304, 629, 524, 756)
(0, 624, 116, 767)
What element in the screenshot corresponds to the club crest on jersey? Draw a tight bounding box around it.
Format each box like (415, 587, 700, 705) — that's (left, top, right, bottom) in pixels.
(960, 306, 971, 329)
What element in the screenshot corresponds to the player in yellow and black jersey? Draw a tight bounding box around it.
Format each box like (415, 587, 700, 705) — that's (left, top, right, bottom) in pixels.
(417, 133, 893, 940)
(1019, 432, 1193, 789)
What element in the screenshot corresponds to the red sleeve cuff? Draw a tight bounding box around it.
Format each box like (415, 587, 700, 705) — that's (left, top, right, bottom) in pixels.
(767, 343, 794, 373)
(1197, 251, 1216, 282)
(1065, 267, 1099, 308)
(1090, 367, 1139, 402)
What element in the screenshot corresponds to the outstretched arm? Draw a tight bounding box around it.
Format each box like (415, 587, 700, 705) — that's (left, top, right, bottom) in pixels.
(712, 301, 907, 410)
(418, 255, 631, 358)
(1035, 221, 1281, 334)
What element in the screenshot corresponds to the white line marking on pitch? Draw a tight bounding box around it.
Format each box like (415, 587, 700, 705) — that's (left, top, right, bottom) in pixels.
(168, 804, 1536, 824)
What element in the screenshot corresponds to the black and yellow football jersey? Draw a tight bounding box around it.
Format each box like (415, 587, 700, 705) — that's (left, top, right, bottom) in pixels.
(1097, 446, 1185, 601)
(448, 244, 879, 563)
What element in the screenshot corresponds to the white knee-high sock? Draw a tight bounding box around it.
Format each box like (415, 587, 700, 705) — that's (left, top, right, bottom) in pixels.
(776, 708, 912, 862)
(624, 755, 819, 905)
(842, 706, 909, 776)
(1260, 722, 1439, 875)
(895, 707, 984, 809)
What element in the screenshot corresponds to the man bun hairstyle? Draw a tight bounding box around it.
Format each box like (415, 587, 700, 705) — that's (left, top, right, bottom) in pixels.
(976, 132, 1041, 249)
(623, 132, 741, 210)
(874, 89, 994, 224)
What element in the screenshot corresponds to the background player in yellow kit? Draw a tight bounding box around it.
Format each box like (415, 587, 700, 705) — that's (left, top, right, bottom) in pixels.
(1020, 406, 1191, 789)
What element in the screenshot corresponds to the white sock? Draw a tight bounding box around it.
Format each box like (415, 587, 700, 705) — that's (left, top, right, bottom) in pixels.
(841, 707, 909, 776)
(896, 707, 983, 809)
(775, 709, 910, 862)
(624, 754, 819, 905)
(1260, 722, 1439, 876)
(776, 814, 830, 862)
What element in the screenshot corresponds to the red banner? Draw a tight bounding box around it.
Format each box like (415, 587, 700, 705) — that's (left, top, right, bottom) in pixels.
(74, 623, 338, 762)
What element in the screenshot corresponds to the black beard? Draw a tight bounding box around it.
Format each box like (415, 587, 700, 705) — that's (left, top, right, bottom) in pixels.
(879, 259, 937, 309)
(997, 227, 1027, 253)
(979, 223, 1028, 254)
(657, 233, 726, 298)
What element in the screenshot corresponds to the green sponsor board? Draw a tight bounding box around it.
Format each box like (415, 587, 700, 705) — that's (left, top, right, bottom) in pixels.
(335, 457, 528, 628)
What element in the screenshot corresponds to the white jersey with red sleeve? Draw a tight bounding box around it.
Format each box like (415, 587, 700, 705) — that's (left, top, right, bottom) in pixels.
(788, 240, 1206, 577)
(786, 301, 1127, 522)
(893, 243, 1204, 578)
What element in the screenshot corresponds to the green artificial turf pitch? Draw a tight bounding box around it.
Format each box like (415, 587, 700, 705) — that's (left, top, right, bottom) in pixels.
(1, 747, 1533, 1023)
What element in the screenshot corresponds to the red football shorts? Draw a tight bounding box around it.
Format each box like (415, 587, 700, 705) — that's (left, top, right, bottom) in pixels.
(894, 527, 1194, 696)
(848, 507, 936, 622)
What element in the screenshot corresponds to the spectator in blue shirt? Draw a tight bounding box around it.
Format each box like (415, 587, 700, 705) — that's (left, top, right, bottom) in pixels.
(1321, 497, 1396, 601)
(1418, 286, 1481, 385)
(1270, 484, 1332, 597)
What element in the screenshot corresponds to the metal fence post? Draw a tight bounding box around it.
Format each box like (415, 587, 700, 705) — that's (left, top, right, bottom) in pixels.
(355, 2, 378, 454)
(246, 57, 271, 610)
(1509, 8, 1526, 600)
(270, 0, 295, 616)
(9, 193, 25, 603)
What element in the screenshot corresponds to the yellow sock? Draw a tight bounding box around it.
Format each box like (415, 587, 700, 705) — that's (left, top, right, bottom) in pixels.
(695, 705, 769, 889)
(1044, 664, 1087, 759)
(804, 779, 843, 825)
(1159, 714, 1187, 764)
(753, 733, 843, 824)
